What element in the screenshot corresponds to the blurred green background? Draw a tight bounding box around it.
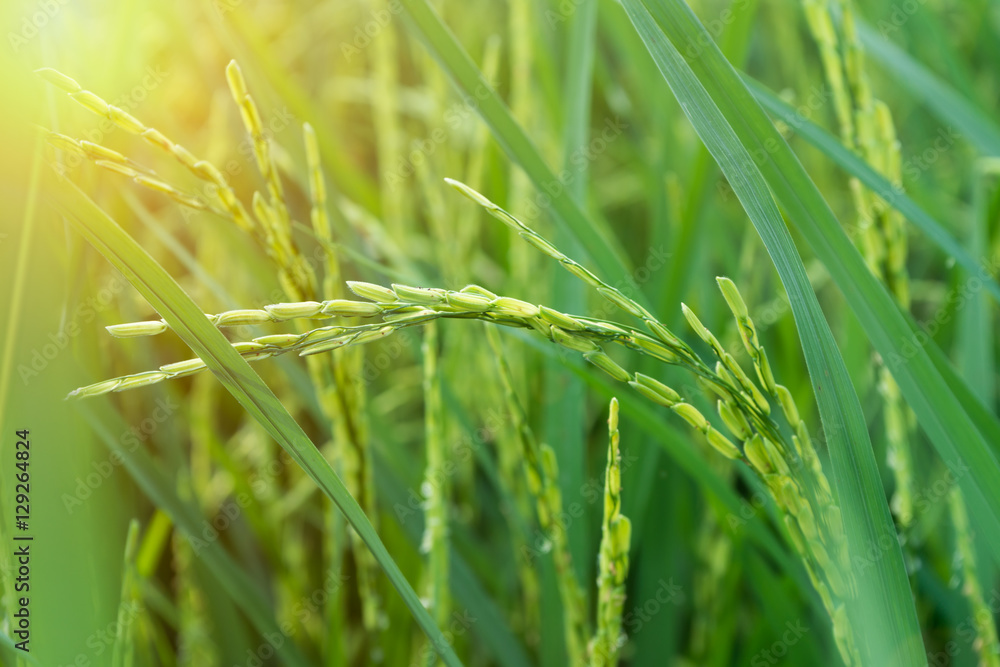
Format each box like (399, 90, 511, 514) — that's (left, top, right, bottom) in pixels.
(1, 0, 998, 665)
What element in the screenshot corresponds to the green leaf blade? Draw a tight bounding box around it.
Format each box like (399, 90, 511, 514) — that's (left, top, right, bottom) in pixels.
(47, 173, 464, 667)
(620, 1, 924, 662)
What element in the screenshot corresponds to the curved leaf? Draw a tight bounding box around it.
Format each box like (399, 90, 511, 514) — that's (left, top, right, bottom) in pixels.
(620, 1, 923, 663)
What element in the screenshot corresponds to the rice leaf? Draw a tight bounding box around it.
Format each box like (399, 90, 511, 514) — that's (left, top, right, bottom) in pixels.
(46, 172, 463, 667)
(633, 0, 1000, 532)
(619, 1, 922, 662)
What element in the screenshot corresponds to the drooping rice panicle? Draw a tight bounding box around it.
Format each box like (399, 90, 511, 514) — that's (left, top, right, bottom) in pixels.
(224, 61, 287, 220)
(74, 184, 855, 660)
(35, 67, 258, 235)
(589, 398, 631, 667)
(75, 280, 857, 662)
(76, 283, 765, 453)
(42, 128, 223, 213)
(81, 275, 851, 627)
(714, 277, 859, 665)
(443, 178, 697, 363)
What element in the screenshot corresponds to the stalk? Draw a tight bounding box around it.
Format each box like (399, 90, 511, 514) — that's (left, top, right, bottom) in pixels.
(421, 321, 451, 664)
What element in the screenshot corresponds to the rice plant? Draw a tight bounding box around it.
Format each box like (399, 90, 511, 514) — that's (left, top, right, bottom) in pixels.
(3, 0, 999, 666)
